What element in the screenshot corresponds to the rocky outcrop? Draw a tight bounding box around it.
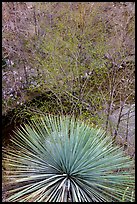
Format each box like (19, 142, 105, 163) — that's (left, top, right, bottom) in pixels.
(109, 104, 135, 157)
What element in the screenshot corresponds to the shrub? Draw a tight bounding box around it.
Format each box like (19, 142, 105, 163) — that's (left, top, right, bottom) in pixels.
(3, 115, 134, 202)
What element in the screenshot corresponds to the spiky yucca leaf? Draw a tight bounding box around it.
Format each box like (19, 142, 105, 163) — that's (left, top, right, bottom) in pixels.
(3, 115, 135, 202)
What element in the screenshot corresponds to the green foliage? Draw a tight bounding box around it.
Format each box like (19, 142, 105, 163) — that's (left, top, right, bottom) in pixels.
(2, 3, 135, 120)
(23, 3, 110, 117)
(3, 115, 134, 202)
(2, 5, 135, 200)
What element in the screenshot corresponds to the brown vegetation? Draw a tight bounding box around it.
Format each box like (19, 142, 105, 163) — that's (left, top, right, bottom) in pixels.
(2, 2, 135, 156)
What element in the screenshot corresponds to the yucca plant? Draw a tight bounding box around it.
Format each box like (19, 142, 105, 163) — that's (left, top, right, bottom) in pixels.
(3, 115, 135, 202)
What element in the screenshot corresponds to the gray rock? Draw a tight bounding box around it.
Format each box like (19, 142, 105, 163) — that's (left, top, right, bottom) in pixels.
(98, 103, 135, 156)
(109, 104, 135, 156)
